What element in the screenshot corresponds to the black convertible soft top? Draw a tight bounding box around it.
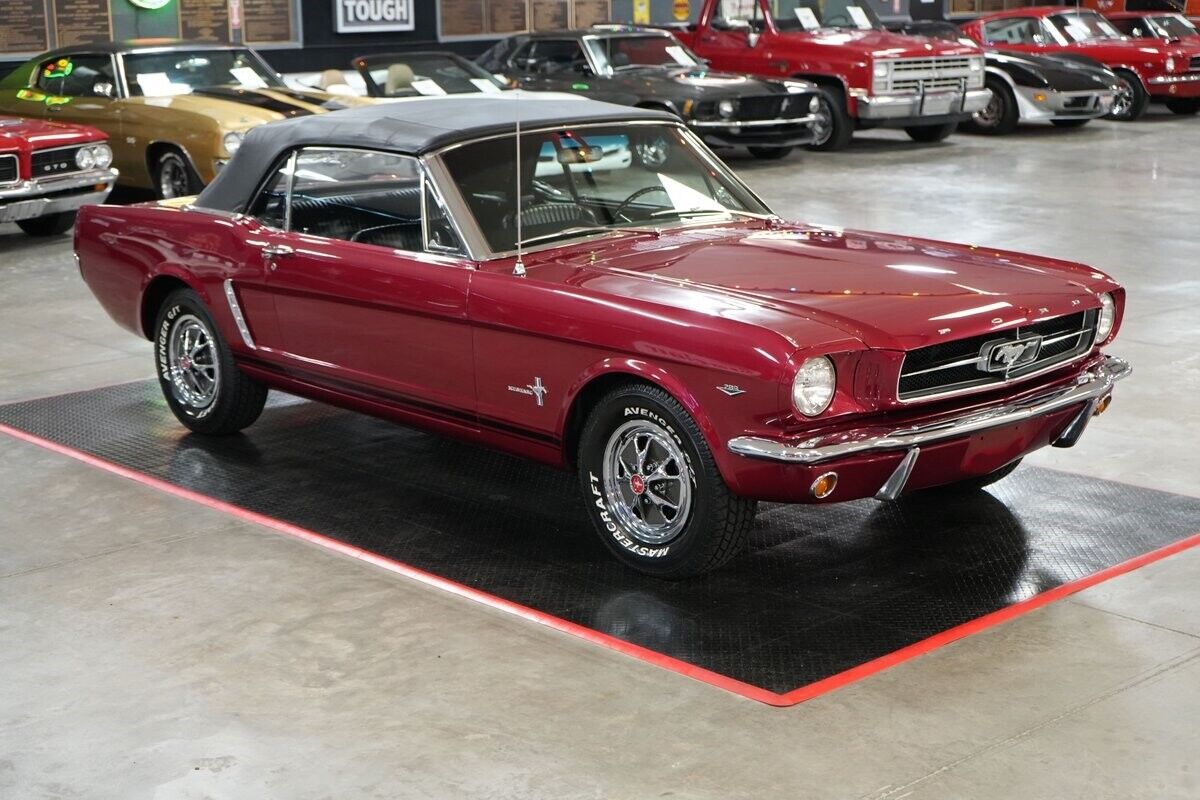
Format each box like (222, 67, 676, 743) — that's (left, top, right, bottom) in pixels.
(195, 93, 675, 212)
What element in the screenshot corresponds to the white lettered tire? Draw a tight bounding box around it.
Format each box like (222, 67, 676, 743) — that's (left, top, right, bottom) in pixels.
(577, 383, 756, 578)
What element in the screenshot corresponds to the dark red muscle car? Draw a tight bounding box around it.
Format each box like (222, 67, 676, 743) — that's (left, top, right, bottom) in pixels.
(1, 116, 115, 236)
(75, 97, 1129, 577)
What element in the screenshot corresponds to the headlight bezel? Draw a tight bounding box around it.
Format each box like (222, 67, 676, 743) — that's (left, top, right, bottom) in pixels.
(792, 356, 837, 418)
(1095, 292, 1116, 342)
(222, 131, 244, 156)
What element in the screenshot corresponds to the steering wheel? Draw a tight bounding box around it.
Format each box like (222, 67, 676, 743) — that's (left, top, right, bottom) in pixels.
(613, 185, 670, 222)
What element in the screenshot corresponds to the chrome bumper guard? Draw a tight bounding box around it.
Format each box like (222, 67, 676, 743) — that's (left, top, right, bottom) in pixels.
(0, 167, 117, 223)
(857, 88, 991, 120)
(728, 355, 1130, 466)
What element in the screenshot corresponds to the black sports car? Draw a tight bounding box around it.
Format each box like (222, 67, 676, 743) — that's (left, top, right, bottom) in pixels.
(886, 20, 1119, 135)
(476, 26, 822, 160)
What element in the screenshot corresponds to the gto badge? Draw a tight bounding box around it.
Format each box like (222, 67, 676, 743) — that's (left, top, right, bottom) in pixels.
(716, 384, 746, 396)
(507, 376, 548, 407)
(980, 336, 1042, 373)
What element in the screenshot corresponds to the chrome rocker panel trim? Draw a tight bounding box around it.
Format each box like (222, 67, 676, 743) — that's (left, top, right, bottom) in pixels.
(727, 355, 1130, 465)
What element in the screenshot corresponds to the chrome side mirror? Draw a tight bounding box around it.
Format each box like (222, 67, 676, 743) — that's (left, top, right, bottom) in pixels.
(747, 30, 761, 48)
(92, 81, 114, 98)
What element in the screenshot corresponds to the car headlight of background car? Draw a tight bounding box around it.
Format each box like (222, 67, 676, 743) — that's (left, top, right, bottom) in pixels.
(1166, 57, 1176, 73)
(222, 131, 244, 155)
(1096, 293, 1116, 340)
(792, 356, 836, 417)
(75, 143, 112, 171)
(717, 99, 736, 119)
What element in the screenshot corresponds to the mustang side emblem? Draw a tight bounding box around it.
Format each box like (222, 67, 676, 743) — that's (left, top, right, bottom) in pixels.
(507, 377, 548, 407)
(980, 336, 1042, 373)
(717, 384, 746, 396)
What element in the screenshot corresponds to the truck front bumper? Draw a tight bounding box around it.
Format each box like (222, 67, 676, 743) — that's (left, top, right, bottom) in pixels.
(725, 355, 1129, 503)
(0, 167, 118, 224)
(688, 114, 818, 148)
(855, 88, 992, 125)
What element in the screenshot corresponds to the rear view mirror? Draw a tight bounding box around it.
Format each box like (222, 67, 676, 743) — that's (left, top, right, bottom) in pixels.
(557, 145, 604, 165)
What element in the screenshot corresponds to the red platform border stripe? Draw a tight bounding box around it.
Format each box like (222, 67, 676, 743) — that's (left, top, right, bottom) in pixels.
(3, 419, 1197, 708)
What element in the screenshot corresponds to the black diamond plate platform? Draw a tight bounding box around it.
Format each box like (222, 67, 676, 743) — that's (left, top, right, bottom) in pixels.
(2, 381, 1198, 701)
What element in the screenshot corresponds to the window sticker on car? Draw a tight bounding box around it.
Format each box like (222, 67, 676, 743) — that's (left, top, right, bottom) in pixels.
(658, 173, 727, 214)
(470, 78, 502, 93)
(664, 45, 698, 66)
(794, 7, 820, 30)
(846, 7, 873, 30)
(230, 67, 268, 89)
(410, 78, 448, 95)
(135, 72, 189, 96)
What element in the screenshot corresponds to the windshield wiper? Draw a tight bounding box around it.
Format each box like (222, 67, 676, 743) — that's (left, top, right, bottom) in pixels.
(517, 225, 653, 247)
(648, 208, 775, 221)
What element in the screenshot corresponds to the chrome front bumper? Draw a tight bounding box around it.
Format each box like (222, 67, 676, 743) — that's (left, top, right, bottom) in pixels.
(856, 88, 991, 120)
(728, 355, 1130, 466)
(688, 114, 817, 129)
(1148, 72, 1200, 85)
(0, 167, 117, 223)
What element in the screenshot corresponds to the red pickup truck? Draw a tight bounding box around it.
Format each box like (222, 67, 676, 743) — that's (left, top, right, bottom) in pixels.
(666, 0, 989, 149)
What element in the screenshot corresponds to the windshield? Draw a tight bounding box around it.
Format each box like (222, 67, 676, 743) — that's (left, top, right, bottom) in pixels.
(1047, 12, 1123, 43)
(356, 53, 508, 96)
(124, 49, 283, 97)
(1148, 14, 1198, 39)
(439, 123, 770, 254)
(586, 34, 700, 70)
(769, 0, 882, 32)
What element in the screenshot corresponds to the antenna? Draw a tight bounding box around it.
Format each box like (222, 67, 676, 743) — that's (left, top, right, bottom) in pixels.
(513, 88, 526, 277)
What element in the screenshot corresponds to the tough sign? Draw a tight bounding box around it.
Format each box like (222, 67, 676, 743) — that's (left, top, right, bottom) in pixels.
(334, 0, 415, 33)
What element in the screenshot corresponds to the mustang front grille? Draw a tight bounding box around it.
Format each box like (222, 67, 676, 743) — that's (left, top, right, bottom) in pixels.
(736, 96, 788, 120)
(898, 310, 1098, 401)
(30, 146, 82, 178)
(877, 57, 975, 94)
(0, 153, 17, 185)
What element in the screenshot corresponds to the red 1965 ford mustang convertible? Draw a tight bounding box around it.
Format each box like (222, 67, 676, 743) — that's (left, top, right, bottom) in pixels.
(75, 95, 1129, 577)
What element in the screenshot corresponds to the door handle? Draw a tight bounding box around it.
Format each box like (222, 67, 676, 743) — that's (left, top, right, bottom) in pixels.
(262, 243, 294, 258)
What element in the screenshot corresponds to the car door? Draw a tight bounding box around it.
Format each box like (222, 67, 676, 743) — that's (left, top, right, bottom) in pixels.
(693, 0, 769, 74)
(29, 53, 124, 138)
(249, 146, 476, 416)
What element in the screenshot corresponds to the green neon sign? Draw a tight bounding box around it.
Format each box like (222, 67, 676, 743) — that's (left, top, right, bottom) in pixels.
(128, 0, 173, 9)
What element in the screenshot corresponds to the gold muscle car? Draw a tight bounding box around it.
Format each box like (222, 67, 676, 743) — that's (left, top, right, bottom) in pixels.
(0, 40, 377, 198)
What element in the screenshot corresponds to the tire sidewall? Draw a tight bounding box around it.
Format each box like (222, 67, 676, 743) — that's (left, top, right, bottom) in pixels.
(806, 89, 852, 152)
(578, 391, 712, 575)
(155, 291, 225, 425)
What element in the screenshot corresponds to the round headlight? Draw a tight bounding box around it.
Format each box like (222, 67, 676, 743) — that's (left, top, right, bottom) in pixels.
(1096, 293, 1116, 341)
(1166, 57, 1176, 72)
(222, 131, 243, 155)
(92, 143, 112, 169)
(792, 356, 836, 417)
(75, 147, 95, 170)
(717, 99, 735, 118)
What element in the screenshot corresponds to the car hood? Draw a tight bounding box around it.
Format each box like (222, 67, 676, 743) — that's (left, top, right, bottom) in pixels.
(579, 223, 1109, 352)
(614, 66, 814, 97)
(0, 115, 105, 151)
(122, 86, 377, 127)
(988, 49, 1117, 89)
(779, 28, 982, 58)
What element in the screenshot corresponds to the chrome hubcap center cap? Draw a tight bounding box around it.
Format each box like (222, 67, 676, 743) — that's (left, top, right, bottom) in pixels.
(630, 474, 646, 495)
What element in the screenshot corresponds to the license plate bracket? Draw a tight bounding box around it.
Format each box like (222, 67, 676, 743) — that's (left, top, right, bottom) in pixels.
(921, 92, 959, 116)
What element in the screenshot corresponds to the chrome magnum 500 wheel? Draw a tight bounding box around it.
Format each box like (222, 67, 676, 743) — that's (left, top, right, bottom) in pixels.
(578, 383, 756, 578)
(154, 288, 267, 435)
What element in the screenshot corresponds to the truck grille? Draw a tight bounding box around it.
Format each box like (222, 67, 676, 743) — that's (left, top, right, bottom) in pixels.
(879, 56, 974, 93)
(0, 153, 17, 185)
(898, 310, 1098, 401)
(30, 146, 82, 178)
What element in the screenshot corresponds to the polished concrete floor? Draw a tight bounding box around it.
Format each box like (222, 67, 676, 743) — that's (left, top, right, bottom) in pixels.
(2, 111, 1198, 798)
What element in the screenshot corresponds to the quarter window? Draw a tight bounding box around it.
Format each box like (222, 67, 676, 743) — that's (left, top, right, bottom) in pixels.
(513, 40, 591, 75)
(35, 54, 117, 97)
(981, 18, 1043, 45)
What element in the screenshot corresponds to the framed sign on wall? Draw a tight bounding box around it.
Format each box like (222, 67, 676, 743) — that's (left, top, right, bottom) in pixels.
(335, 0, 416, 32)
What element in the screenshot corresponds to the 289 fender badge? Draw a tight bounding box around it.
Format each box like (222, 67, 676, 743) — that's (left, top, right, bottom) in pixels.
(717, 384, 746, 396)
(507, 376, 548, 407)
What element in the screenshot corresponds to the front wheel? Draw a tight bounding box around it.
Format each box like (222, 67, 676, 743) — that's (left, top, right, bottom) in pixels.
(805, 89, 854, 152)
(1107, 71, 1149, 121)
(961, 76, 1019, 135)
(153, 148, 202, 199)
(577, 383, 756, 578)
(154, 288, 268, 435)
(905, 122, 957, 143)
(16, 211, 76, 237)
(1166, 98, 1200, 116)
(747, 145, 793, 160)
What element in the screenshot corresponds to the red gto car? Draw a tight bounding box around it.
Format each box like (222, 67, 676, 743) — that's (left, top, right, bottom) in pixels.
(962, 7, 1200, 119)
(75, 97, 1128, 577)
(668, 0, 989, 149)
(1, 116, 116, 236)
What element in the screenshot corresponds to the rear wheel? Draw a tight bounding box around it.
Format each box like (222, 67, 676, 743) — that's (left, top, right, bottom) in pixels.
(1165, 98, 1200, 115)
(577, 383, 755, 578)
(152, 148, 202, 199)
(1050, 119, 1090, 129)
(905, 122, 957, 143)
(1106, 70, 1149, 121)
(805, 88, 854, 152)
(16, 211, 76, 236)
(154, 288, 267, 435)
(962, 76, 1019, 135)
(747, 146, 793, 160)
